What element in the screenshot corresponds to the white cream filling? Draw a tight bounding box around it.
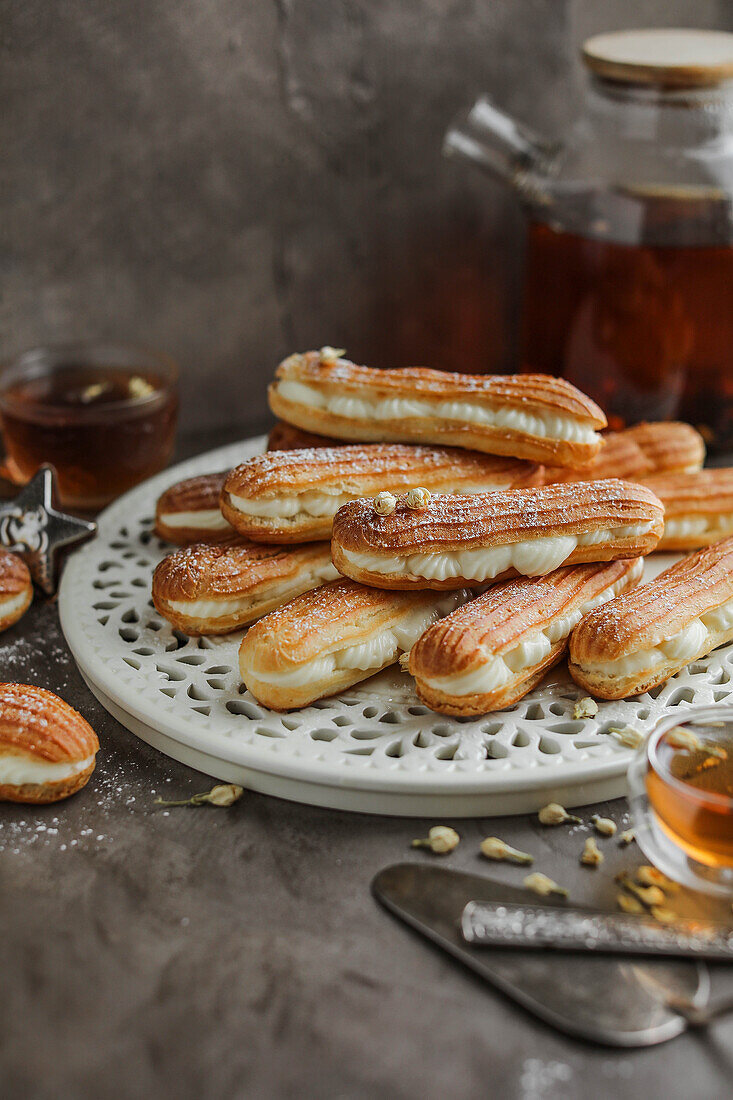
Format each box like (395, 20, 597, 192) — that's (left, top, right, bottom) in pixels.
(230, 489, 349, 520)
(250, 590, 472, 688)
(0, 590, 29, 619)
(579, 595, 733, 678)
(343, 524, 651, 583)
(168, 563, 340, 620)
(664, 514, 733, 540)
(228, 484, 510, 521)
(277, 380, 598, 444)
(427, 561, 643, 696)
(160, 509, 230, 531)
(0, 752, 95, 786)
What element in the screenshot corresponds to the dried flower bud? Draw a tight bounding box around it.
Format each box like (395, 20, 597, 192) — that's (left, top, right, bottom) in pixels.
(404, 486, 432, 511)
(206, 784, 244, 807)
(635, 865, 679, 893)
(154, 783, 244, 808)
(319, 346, 346, 362)
(573, 697, 598, 720)
(523, 872, 568, 898)
(666, 725, 726, 759)
(591, 814, 617, 837)
(617, 893, 644, 915)
(373, 491, 397, 516)
(537, 802, 581, 826)
(607, 725, 645, 750)
(480, 836, 534, 864)
(411, 825, 460, 854)
(580, 836, 604, 867)
(615, 873, 666, 908)
(650, 906, 679, 925)
(128, 375, 155, 399)
(618, 828, 636, 847)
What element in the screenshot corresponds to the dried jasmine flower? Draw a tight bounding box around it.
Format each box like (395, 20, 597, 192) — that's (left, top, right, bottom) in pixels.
(523, 872, 568, 898)
(573, 697, 598, 720)
(128, 375, 155, 399)
(635, 865, 679, 893)
(319, 346, 346, 362)
(537, 802, 581, 826)
(580, 836, 604, 867)
(618, 828, 636, 847)
(607, 725, 645, 750)
(650, 906, 679, 925)
(617, 893, 644, 915)
(373, 491, 397, 516)
(411, 825, 460, 854)
(666, 725, 727, 759)
(80, 381, 111, 404)
(615, 873, 666, 909)
(404, 486, 432, 510)
(154, 783, 244, 808)
(591, 814, 617, 837)
(480, 836, 534, 864)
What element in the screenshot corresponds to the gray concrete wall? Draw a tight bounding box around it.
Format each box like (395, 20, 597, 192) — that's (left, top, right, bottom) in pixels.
(2, 0, 730, 432)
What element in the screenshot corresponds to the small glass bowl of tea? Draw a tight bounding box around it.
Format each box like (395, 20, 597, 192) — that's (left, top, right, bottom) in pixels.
(0, 342, 179, 510)
(628, 708, 733, 898)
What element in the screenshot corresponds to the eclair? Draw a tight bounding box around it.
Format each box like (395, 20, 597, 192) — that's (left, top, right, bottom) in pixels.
(155, 472, 232, 544)
(409, 558, 643, 715)
(638, 469, 733, 551)
(268, 349, 606, 467)
(543, 421, 705, 484)
(267, 421, 342, 451)
(152, 536, 339, 635)
(239, 578, 472, 710)
(220, 444, 540, 543)
(569, 537, 733, 699)
(0, 683, 99, 803)
(0, 550, 33, 632)
(331, 480, 664, 591)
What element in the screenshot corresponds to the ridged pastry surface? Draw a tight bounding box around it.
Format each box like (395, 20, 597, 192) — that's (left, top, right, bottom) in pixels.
(624, 421, 705, 472)
(639, 468, 733, 516)
(152, 536, 332, 601)
(0, 549, 31, 597)
(410, 559, 642, 678)
(267, 421, 341, 451)
(156, 471, 228, 515)
(543, 422, 706, 484)
(543, 432, 652, 484)
(332, 480, 664, 554)
(224, 444, 539, 499)
(570, 536, 733, 664)
(0, 683, 99, 763)
(240, 578, 444, 673)
(273, 351, 607, 424)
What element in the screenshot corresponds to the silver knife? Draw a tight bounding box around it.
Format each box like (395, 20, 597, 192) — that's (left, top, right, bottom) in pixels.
(462, 899, 733, 960)
(372, 863, 710, 1047)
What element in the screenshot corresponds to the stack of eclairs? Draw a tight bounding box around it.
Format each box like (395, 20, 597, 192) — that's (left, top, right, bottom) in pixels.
(151, 348, 733, 716)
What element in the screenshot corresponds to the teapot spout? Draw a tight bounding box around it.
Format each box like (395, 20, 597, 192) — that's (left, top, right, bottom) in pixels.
(444, 97, 560, 204)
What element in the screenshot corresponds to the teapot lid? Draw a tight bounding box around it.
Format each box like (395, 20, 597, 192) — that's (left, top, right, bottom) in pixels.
(582, 28, 733, 87)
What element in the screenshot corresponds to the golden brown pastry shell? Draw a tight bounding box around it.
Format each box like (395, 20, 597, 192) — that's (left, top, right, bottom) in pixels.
(155, 471, 231, 544)
(570, 536, 733, 669)
(221, 444, 541, 543)
(0, 550, 33, 631)
(268, 352, 606, 468)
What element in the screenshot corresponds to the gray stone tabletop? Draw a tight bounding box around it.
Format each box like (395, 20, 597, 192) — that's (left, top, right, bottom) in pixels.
(2, 427, 733, 1100)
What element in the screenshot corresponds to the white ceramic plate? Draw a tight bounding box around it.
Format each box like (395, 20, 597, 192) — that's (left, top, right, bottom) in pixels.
(58, 436, 733, 816)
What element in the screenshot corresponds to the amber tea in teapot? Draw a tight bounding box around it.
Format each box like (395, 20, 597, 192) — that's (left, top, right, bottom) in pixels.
(446, 29, 733, 446)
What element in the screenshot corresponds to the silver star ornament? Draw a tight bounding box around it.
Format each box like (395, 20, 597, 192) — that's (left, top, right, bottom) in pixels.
(0, 465, 96, 594)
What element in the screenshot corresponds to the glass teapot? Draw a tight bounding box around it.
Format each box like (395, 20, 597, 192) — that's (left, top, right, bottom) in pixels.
(444, 29, 733, 446)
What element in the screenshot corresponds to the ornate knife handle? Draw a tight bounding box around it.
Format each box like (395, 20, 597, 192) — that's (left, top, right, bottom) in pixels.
(461, 901, 733, 962)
